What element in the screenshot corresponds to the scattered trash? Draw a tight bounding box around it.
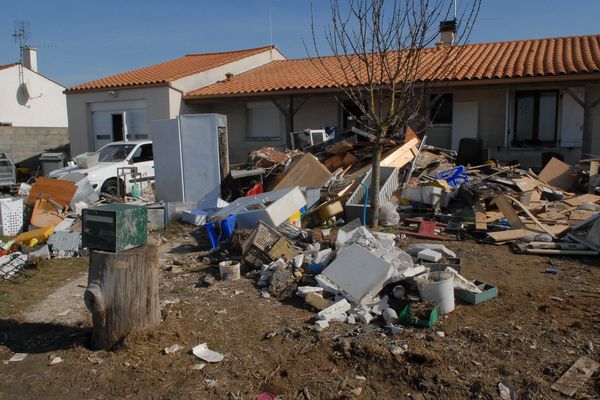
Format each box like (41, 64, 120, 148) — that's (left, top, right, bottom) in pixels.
(9, 353, 28, 362)
(192, 343, 224, 363)
(48, 356, 64, 366)
(551, 356, 599, 397)
(163, 344, 183, 355)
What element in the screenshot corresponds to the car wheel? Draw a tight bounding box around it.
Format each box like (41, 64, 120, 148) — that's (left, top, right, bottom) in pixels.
(101, 179, 124, 197)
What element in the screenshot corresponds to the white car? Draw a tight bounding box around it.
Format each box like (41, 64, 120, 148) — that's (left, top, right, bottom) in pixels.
(49, 140, 154, 196)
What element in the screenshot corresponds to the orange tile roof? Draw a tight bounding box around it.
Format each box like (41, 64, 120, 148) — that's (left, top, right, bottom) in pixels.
(66, 46, 276, 92)
(187, 34, 600, 98)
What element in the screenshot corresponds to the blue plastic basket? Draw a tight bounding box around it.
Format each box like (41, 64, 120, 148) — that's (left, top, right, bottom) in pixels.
(204, 215, 237, 249)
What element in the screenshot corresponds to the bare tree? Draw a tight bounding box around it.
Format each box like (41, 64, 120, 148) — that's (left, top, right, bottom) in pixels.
(309, 0, 480, 227)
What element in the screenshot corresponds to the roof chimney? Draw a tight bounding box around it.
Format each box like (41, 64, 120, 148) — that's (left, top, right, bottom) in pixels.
(23, 46, 38, 72)
(438, 19, 457, 47)
(225, 72, 234, 81)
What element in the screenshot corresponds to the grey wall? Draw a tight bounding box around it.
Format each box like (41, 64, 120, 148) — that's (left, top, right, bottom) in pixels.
(0, 126, 69, 168)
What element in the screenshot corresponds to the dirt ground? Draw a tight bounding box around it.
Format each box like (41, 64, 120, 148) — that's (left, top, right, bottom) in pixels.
(0, 224, 599, 400)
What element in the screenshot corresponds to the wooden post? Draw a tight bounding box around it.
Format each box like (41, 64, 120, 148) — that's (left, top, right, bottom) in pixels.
(85, 245, 160, 350)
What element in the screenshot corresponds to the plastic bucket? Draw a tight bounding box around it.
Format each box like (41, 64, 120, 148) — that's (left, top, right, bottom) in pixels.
(219, 261, 240, 281)
(414, 271, 455, 314)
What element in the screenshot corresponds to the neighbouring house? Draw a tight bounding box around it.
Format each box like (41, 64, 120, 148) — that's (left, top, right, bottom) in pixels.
(65, 46, 285, 156)
(0, 47, 69, 167)
(183, 33, 600, 167)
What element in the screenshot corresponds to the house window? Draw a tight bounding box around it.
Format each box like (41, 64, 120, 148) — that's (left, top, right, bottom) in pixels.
(430, 93, 453, 124)
(246, 101, 282, 139)
(513, 90, 558, 146)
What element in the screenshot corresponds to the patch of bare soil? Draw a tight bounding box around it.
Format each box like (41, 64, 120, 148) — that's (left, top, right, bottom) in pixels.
(0, 227, 599, 399)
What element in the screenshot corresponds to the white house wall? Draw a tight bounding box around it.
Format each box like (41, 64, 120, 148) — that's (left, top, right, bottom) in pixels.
(171, 49, 285, 93)
(0, 65, 67, 127)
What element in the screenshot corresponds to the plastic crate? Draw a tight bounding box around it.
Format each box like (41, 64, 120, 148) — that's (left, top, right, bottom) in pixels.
(204, 215, 237, 250)
(0, 197, 23, 236)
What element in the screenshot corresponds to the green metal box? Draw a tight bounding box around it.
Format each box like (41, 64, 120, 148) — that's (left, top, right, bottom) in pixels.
(455, 280, 497, 304)
(82, 204, 148, 252)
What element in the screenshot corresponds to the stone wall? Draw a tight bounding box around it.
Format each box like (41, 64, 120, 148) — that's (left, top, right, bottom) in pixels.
(0, 126, 70, 169)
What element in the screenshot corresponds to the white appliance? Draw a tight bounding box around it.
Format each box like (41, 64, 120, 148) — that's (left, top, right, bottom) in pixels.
(290, 129, 332, 149)
(152, 114, 227, 205)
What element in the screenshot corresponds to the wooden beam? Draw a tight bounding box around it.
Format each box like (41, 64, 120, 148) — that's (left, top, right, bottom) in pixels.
(564, 87, 585, 108)
(582, 82, 594, 154)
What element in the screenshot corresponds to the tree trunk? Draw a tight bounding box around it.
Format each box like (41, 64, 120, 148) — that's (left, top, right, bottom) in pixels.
(369, 132, 383, 228)
(85, 245, 160, 350)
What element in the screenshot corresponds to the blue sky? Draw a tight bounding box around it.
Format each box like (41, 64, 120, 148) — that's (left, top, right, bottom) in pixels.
(1, 0, 599, 87)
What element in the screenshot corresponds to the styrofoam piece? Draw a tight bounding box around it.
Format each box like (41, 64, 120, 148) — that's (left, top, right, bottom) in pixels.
(181, 209, 208, 226)
(296, 286, 324, 298)
(314, 320, 329, 330)
(54, 218, 75, 232)
(403, 185, 443, 206)
(28, 245, 50, 260)
(192, 343, 224, 363)
(354, 309, 374, 324)
(417, 249, 443, 262)
(322, 244, 394, 306)
(315, 274, 340, 294)
(408, 244, 456, 258)
(210, 186, 307, 229)
(317, 298, 351, 321)
(60, 172, 99, 208)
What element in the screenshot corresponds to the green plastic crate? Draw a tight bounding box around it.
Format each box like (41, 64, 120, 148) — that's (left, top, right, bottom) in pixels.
(82, 204, 147, 252)
(398, 304, 439, 328)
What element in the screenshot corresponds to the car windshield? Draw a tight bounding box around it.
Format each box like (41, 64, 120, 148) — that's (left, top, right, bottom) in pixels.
(97, 144, 136, 162)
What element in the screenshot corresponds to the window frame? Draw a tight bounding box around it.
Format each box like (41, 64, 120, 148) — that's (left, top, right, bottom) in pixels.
(513, 90, 559, 147)
(245, 101, 283, 140)
(429, 93, 453, 125)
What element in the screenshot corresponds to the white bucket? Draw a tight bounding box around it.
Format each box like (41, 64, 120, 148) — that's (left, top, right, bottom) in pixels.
(414, 271, 455, 314)
(218, 261, 240, 281)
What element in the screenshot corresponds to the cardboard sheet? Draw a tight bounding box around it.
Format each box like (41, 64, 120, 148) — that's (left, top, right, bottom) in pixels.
(538, 157, 578, 191)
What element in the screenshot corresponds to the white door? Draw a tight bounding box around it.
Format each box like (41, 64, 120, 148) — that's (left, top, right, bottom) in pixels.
(92, 111, 114, 150)
(451, 101, 479, 151)
(561, 88, 584, 147)
(126, 109, 148, 140)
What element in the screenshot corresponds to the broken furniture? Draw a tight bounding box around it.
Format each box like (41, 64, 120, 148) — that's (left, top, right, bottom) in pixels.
(210, 186, 306, 230)
(221, 168, 265, 201)
(345, 166, 399, 225)
(85, 245, 160, 349)
(242, 221, 297, 268)
(272, 154, 332, 191)
(152, 114, 227, 206)
(0, 153, 16, 188)
(82, 204, 148, 252)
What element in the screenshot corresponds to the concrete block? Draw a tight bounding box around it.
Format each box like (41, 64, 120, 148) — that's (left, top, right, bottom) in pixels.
(317, 298, 351, 321)
(417, 249, 443, 262)
(314, 320, 329, 330)
(296, 286, 324, 298)
(408, 244, 456, 258)
(322, 244, 393, 306)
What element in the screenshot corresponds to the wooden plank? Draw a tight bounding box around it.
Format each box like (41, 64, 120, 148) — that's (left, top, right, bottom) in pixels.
(504, 194, 558, 239)
(538, 157, 578, 191)
(27, 177, 77, 208)
(569, 209, 595, 221)
(380, 137, 420, 169)
(488, 229, 529, 242)
(273, 154, 332, 190)
(512, 176, 539, 192)
(563, 193, 600, 207)
(551, 356, 599, 397)
(492, 195, 525, 229)
(484, 210, 504, 223)
(475, 211, 487, 231)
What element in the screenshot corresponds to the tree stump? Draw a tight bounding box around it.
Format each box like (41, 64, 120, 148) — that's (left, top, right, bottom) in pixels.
(85, 245, 160, 350)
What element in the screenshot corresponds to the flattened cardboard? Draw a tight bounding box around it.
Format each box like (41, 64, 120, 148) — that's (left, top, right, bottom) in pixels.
(538, 157, 578, 191)
(273, 154, 331, 190)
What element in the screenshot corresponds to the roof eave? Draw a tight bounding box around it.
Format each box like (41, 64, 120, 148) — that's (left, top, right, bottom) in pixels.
(64, 81, 171, 94)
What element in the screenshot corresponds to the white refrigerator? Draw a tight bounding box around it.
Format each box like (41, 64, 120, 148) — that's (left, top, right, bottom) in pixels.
(152, 113, 227, 206)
